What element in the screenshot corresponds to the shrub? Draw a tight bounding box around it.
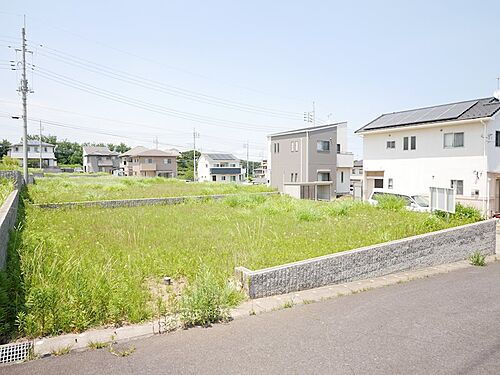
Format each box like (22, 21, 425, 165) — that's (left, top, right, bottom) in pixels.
(454, 204, 483, 221)
(178, 268, 238, 327)
(375, 194, 407, 211)
(469, 252, 486, 266)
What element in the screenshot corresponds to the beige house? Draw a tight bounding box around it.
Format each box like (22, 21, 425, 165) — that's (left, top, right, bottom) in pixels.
(119, 146, 180, 177)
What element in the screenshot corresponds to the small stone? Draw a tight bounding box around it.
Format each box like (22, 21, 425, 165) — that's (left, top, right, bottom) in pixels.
(163, 277, 171, 285)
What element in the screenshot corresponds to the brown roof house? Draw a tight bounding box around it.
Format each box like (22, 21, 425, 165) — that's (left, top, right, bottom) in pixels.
(119, 146, 180, 177)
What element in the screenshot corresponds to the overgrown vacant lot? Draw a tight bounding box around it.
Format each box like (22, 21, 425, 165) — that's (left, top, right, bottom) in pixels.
(1, 194, 480, 339)
(28, 175, 275, 203)
(0, 178, 14, 205)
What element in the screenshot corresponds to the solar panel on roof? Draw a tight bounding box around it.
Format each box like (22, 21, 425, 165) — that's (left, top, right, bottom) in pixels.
(364, 100, 478, 130)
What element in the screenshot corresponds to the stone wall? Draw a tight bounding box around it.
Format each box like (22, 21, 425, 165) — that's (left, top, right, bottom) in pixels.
(34, 191, 279, 209)
(235, 219, 497, 299)
(0, 190, 19, 270)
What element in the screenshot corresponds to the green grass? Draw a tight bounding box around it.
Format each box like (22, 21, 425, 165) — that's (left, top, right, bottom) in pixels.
(0, 194, 481, 339)
(28, 175, 275, 203)
(0, 178, 14, 206)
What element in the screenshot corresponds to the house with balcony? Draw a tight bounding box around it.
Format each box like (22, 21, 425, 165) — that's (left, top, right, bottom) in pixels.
(197, 153, 244, 183)
(119, 146, 180, 177)
(356, 93, 500, 216)
(82, 146, 120, 173)
(253, 159, 269, 184)
(7, 140, 57, 168)
(267, 122, 353, 200)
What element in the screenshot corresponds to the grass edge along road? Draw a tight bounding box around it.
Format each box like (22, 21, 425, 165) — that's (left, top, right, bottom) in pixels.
(0, 189, 482, 343)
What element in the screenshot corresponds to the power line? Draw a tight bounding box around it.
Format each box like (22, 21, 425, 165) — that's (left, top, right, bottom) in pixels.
(33, 44, 303, 119)
(32, 66, 285, 132)
(0, 114, 263, 157)
(0, 100, 266, 149)
(26, 15, 308, 103)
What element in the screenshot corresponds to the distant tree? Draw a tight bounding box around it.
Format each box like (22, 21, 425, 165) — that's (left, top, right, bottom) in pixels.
(55, 140, 83, 165)
(114, 143, 130, 154)
(0, 139, 11, 158)
(177, 150, 201, 180)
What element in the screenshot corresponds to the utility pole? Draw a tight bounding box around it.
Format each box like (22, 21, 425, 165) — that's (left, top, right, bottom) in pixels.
(193, 128, 200, 181)
(154, 136, 159, 149)
(303, 102, 315, 127)
(244, 141, 249, 181)
(39, 120, 43, 169)
(20, 19, 29, 183)
(312, 101, 316, 127)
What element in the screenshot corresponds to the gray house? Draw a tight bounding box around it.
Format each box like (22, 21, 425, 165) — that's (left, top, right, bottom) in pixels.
(268, 123, 348, 200)
(82, 146, 120, 173)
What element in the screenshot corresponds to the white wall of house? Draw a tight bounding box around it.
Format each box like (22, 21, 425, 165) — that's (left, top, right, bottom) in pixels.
(361, 116, 500, 215)
(197, 155, 243, 183)
(8, 144, 57, 167)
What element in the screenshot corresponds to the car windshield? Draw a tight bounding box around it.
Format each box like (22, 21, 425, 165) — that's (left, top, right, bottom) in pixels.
(412, 195, 429, 207)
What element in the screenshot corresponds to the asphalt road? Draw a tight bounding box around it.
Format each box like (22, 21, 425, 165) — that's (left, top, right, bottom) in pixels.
(4, 262, 500, 375)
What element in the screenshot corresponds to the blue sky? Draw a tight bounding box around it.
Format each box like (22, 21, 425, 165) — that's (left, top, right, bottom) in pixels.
(1, 0, 499, 160)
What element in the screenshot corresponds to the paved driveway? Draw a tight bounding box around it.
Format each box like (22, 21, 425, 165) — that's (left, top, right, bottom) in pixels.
(4, 262, 500, 374)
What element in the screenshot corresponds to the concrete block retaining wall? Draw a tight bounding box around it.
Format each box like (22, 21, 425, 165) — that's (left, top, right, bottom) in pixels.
(33, 191, 279, 209)
(235, 219, 497, 299)
(0, 190, 19, 270)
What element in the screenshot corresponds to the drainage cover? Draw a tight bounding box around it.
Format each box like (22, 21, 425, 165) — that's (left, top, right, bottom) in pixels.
(0, 341, 33, 364)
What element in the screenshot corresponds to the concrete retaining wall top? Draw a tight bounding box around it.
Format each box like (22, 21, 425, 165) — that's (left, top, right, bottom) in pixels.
(0, 190, 20, 270)
(33, 191, 279, 209)
(236, 219, 497, 299)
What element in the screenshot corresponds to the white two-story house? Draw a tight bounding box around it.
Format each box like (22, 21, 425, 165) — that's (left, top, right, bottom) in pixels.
(356, 93, 500, 216)
(7, 140, 57, 168)
(197, 153, 244, 183)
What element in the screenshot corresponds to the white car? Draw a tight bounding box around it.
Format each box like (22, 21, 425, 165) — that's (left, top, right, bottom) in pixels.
(368, 191, 431, 212)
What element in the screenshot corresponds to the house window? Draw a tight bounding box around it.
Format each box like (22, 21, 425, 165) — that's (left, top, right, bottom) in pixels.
(410, 136, 416, 150)
(386, 140, 395, 149)
(221, 176, 226, 181)
(273, 142, 280, 153)
(230, 163, 236, 167)
(214, 163, 220, 167)
(374, 178, 384, 188)
(290, 140, 299, 152)
(352, 168, 355, 174)
(14, 147, 19, 152)
(388, 178, 393, 189)
(317, 140, 330, 152)
(44, 147, 48, 152)
(496, 131, 500, 147)
(317, 172, 330, 181)
(451, 180, 464, 195)
(212, 175, 216, 182)
(148, 158, 153, 164)
(340, 171, 344, 183)
(403, 137, 409, 150)
(290, 173, 294, 181)
(337, 144, 341, 153)
(444, 132, 464, 148)
(230, 175, 236, 182)
(167, 159, 172, 164)
(294, 173, 298, 182)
